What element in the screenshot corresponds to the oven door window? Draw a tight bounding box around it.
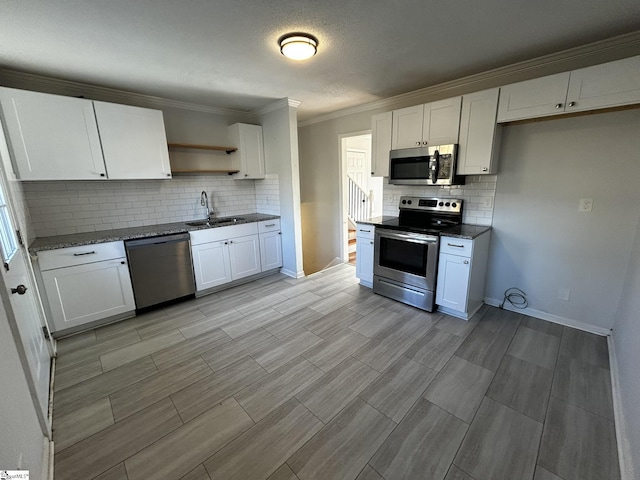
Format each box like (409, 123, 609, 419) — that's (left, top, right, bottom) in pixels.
(378, 236, 429, 276)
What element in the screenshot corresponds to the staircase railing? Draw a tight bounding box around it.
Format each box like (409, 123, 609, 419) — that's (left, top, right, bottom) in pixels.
(348, 175, 372, 223)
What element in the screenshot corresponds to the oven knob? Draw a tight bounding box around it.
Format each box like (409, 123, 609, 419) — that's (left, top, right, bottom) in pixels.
(407, 200, 412, 205)
(401, 200, 406, 204)
(445, 202, 451, 207)
(452, 202, 457, 208)
(439, 202, 444, 206)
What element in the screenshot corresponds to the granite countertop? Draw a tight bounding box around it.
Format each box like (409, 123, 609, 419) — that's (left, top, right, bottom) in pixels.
(440, 224, 492, 240)
(29, 213, 280, 253)
(356, 216, 491, 240)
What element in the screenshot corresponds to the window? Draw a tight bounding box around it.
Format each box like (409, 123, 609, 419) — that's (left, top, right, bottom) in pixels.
(0, 179, 17, 263)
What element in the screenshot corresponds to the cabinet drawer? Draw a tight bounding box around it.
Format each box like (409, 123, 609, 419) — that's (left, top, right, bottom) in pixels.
(440, 237, 473, 257)
(190, 222, 259, 245)
(355, 224, 375, 240)
(38, 241, 126, 271)
(258, 219, 281, 233)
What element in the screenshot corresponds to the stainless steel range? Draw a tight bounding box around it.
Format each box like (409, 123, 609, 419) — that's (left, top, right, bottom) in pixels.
(373, 196, 463, 311)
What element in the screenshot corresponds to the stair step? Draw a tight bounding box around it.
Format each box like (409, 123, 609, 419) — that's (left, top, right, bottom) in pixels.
(348, 238, 357, 245)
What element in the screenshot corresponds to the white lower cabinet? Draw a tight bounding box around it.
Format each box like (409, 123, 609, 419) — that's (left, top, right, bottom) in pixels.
(191, 240, 233, 290)
(190, 220, 281, 292)
(355, 223, 375, 287)
(258, 219, 283, 271)
(228, 234, 261, 280)
(436, 231, 490, 320)
(37, 241, 135, 332)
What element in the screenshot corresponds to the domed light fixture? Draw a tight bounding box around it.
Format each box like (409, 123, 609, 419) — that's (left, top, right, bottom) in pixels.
(279, 33, 318, 61)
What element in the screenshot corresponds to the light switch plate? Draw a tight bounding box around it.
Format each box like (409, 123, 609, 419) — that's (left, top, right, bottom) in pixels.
(579, 198, 593, 212)
(557, 288, 571, 301)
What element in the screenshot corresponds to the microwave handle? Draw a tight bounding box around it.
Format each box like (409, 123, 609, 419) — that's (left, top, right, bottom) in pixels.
(430, 150, 439, 184)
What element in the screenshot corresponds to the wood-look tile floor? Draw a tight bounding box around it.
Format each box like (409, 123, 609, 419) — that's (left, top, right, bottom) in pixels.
(52, 264, 620, 480)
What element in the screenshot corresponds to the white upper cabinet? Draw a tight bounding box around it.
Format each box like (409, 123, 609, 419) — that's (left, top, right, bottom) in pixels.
(391, 96, 462, 149)
(457, 88, 502, 175)
(0, 87, 107, 180)
(0, 87, 172, 180)
(371, 111, 392, 177)
(566, 56, 640, 112)
(94, 101, 172, 179)
(497, 72, 571, 122)
(229, 123, 265, 179)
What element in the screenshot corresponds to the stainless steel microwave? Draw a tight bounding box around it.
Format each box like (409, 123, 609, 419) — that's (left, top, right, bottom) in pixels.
(388, 144, 465, 186)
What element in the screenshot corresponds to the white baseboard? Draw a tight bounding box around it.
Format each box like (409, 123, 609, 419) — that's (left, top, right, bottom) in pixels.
(483, 297, 611, 336)
(608, 335, 635, 480)
(280, 268, 305, 279)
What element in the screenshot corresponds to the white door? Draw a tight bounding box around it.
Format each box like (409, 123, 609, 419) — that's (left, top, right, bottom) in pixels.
(260, 231, 283, 271)
(0, 158, 52, 435)
(391, 104, 424, 149)
(93, 101, 172, 179)
(346, 148, 368, 191)
(229, 234, 261, 280)
(423, 96, 462, 145)
(435, 253, 470, 313)
(0, 86, 106, 180)
(192, 241, 232, 290)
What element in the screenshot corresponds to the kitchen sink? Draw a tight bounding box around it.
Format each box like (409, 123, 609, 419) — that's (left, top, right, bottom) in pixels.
(185, 217, 246, 227)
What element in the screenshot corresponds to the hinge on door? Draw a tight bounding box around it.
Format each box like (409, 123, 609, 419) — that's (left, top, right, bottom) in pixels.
(16, 229, 23, 246)
(42, 326, 50, 340)
(3, 262, 8, 272)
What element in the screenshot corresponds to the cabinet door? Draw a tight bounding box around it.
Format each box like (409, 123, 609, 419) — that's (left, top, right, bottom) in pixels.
(391, 105, 424, 149)
(191, 240, 232, 291)
(41, 259, 135, 331)
(497, 72, 570, 122)
(435, 253, 470, 313)
(458, 88, 501, 175)
(355, 234, 375, 286)
(371, 111, 392, 177)
(229, 234, 261, 280)
(566, 56, 640, 112)
(260, 230, 283, 271)
(230, 123, 265, 179)
(0, 87, 106, 180)
(423, 96, 462, 145)
(94, 101, 172, 179)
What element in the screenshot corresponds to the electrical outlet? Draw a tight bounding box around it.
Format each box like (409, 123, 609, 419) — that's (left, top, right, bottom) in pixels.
(579, 198, 593, 212)
(557, 288, 571, 301)
(482, 197, 493, 208)
(384, 194, 394, 203)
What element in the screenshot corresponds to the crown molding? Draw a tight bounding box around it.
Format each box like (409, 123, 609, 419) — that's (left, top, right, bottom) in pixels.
(0, 68, 252, 118)
(298, 30, 640, 127)
(251, 97, 302, 116)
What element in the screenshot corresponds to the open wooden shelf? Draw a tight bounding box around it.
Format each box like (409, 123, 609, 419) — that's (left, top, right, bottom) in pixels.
(168, 143, 237, 154)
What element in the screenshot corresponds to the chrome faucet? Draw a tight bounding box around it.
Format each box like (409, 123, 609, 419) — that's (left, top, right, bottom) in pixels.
(200, 191, 214, 220)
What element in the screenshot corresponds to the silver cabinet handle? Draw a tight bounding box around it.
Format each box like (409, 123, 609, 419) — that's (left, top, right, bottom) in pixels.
(359, 229, 371, 233)
(415, 141, 421, 146)
(73, 251, 96, 256)
(482, 167, 488, 172)
(370, 241, 374, 245)
(265, 223, 276, 227)
(447, 243, 465, 248)
(555, 103, 563, 109)
(463, 260, 469, 265)
(567, 101, 576, 107)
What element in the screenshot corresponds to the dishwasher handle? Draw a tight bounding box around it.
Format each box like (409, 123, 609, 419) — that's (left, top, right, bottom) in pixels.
(125, 233, 191, 249)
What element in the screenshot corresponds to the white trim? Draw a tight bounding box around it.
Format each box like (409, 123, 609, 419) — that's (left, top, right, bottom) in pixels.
(608, 334, 635, 480)
(280, 267, 305, 278)
(483, 297, 611, 336)
(252, 98, 301, 116)
(298, 31, 640, 127)
(41, 436, 53, 480)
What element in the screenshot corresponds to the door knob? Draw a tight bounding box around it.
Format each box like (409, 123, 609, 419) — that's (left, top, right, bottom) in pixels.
(11, 284, 27, 295)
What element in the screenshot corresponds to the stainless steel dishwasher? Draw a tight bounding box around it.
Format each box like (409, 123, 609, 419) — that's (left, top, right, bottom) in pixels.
(125, 233, 196, 310)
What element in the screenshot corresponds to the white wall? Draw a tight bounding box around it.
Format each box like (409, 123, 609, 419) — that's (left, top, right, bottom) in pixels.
(258, 100, 304, 277)
(0, 297, 46, 479)
(485, 109, 640, 330)
(612, 210, 640, 479)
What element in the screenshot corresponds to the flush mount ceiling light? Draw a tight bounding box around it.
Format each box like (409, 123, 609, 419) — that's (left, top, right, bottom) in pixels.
(279, 33, 318, 61)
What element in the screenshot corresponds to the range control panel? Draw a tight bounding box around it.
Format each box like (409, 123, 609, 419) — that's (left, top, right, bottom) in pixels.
(399, 196, 463, 214)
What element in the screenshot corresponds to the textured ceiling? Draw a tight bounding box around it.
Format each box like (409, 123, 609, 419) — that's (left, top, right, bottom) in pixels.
(1, 1, 640, 120)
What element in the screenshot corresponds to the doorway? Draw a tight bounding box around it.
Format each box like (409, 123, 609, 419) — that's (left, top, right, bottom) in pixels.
(340, 132, 383, 264)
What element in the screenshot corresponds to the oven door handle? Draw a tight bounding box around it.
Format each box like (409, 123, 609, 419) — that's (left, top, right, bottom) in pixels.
(377, 231, 438, 245)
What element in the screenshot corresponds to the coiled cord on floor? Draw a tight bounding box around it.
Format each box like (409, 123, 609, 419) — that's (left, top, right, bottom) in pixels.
(499, 287, 528, 309)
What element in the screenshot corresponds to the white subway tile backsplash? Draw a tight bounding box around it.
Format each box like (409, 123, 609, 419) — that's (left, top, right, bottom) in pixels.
(382, 175, 498, 225)
(24, 173, 281, 237)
